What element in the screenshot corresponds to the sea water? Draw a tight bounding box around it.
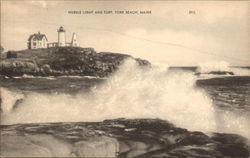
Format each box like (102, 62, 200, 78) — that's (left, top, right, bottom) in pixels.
(0, 59, 250, 140)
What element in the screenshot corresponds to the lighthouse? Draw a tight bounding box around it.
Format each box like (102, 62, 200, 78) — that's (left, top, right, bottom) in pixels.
(46, 26, 80, 48)
(57, 26, 66, 46)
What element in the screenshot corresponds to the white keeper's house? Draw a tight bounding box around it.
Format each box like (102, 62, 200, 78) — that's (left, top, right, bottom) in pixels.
(27, 26, 78, 49)
(27, 32, 48, 49)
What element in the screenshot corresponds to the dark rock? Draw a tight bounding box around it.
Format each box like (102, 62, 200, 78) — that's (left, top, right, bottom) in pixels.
(211, 133, 250, 157)
(0, 119, 249, 158)
(216, 144, 249, 157)
(195, 71, 234, 76)
(211, 133, 248, 145)
(178, 131, 214, 146)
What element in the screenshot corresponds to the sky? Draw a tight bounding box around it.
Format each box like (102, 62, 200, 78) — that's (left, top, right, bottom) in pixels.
(1, 0, 250, 66)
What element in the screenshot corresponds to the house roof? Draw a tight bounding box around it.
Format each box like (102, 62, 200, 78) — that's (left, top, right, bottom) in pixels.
(28, 32, 48, 41)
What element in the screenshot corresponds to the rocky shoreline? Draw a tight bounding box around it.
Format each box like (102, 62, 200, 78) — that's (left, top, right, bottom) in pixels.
(1, 118, 249, 157)
(0, 47, 150, 77)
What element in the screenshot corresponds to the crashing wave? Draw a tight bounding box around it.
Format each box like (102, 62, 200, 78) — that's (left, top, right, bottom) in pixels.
(196, 61, 250, 77)
(0, 88, 24, 113)
(0, 59, 249, 139)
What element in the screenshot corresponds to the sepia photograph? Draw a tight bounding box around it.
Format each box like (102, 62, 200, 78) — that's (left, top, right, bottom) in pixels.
(0, 0, 250, 157)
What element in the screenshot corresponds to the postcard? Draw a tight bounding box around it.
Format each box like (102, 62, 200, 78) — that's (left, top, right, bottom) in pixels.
(1, 0, 250, 157)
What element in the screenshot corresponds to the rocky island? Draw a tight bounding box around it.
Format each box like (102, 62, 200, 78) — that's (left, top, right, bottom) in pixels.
(0, 47, 150, 77)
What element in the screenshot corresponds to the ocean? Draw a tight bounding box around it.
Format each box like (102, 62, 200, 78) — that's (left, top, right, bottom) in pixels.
(0, 59, 250, 157)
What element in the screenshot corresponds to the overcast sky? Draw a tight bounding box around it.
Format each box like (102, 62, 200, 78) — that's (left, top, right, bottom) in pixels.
(1, 1, 250, 66)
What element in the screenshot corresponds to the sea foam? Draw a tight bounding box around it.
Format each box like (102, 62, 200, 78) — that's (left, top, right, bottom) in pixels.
(1, 59, 249, 139)
(197, 61, 250, 76)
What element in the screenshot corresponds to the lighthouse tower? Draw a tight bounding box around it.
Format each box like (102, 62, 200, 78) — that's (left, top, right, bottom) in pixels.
(57, 26, 66, 47)
(71, 33, 78, 47)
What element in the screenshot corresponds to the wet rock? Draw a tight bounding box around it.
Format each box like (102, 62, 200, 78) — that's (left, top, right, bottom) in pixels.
(0, 119, 249, 158)
(74, 136, 118, 157)
(216, 144, 249, 157)
(211, 133, 250, 157)
(178, 131, 213, 146)
(211, 133, 248, 145)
